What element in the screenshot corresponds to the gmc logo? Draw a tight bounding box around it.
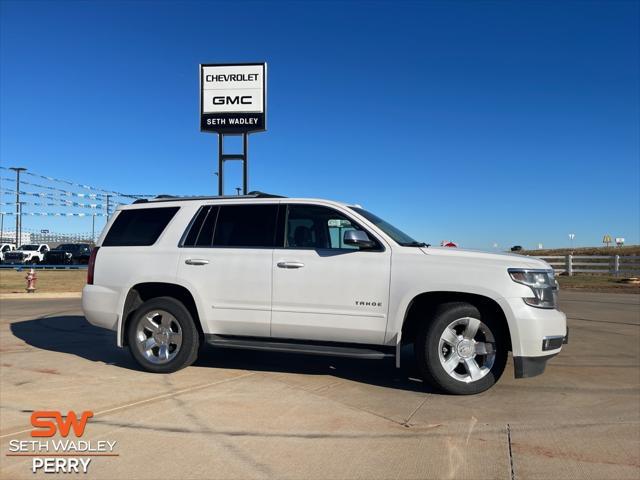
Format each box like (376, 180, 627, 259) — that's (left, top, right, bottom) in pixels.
(212, 96, 252, 105)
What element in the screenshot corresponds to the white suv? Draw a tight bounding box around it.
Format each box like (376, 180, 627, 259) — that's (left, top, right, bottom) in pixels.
(82, 193, 567, 394)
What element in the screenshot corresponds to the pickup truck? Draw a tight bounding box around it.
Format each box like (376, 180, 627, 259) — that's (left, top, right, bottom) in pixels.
(3, 244, 50, 264)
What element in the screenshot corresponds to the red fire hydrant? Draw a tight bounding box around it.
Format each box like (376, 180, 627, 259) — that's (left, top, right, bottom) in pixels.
(25, 268, 37, 293)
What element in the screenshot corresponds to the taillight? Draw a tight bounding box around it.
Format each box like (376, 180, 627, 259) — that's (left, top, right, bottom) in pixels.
(87, 247, 99, 285)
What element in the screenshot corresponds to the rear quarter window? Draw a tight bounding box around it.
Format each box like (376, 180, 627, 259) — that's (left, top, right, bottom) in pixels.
(103, 207, 179, 246)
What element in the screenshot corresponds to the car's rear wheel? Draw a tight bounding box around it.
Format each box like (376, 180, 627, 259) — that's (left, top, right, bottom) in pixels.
(415, 302, 508, 395)
(127, 297, 200, 373)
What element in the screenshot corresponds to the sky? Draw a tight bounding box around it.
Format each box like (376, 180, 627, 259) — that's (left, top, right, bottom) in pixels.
(1, 0, 638, 249)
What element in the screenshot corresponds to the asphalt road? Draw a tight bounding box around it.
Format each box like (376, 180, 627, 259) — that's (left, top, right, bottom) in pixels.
(0, 291, 638, 479)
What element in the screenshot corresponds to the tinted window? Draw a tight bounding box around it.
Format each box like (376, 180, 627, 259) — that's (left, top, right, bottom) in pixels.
(285, 205, 379, 250)
(212, 204, 278, 248)
(182, 206, 219, 247)
(103, 207, 179, 246)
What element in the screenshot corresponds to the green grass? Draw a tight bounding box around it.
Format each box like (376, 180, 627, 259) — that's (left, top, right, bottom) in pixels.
(521, 245, 640, 257)
(0, 269, 86, 293)
(1, 266, 637, 295)
(557, 274, 639, 293)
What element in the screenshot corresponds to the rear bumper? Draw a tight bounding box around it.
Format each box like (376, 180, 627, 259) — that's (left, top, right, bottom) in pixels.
(82, 284, 119, 332)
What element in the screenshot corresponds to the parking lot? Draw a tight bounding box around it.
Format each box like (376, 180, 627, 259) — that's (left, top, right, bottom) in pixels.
(0, 291, 638, 479)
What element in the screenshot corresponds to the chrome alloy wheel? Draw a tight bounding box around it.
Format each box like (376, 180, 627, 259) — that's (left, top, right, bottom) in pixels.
(438, 317, 496, 383)
(135, 310, 183, 364)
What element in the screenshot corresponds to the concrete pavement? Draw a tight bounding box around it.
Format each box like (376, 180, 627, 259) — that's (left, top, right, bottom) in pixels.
(0, 292, 638, 479)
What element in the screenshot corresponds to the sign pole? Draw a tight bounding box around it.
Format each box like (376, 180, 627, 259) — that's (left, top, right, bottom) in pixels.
(243, 132, 248, 195)
(218, 134, 224, 195)
(9, 167, 26, 246)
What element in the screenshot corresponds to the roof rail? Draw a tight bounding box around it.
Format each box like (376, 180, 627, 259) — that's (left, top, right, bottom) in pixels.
(132, 191, 285, 204)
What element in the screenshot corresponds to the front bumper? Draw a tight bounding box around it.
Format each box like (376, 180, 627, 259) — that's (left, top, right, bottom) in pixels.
(3, 257, 27, 264)
(514, 354, 557, 378)
(498, 297, 568, 378)
(45, 255, 72, 265)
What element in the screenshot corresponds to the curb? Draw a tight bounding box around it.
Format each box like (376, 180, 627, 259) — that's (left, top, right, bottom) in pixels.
(0, 292, 82, 300)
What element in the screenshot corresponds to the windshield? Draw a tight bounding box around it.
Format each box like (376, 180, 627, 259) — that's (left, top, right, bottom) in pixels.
(350, 207, 425, 247)
(57, 244, 80, 251)
(18, 245, 39, 251)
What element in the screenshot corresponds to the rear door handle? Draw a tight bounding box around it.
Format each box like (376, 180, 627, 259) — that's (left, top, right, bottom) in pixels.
(185, 258, 209, 266)
(277, 261, 305, 269)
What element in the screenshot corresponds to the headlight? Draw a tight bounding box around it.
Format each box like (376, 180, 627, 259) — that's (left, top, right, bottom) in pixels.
(508, 268, 558, 309)
(65, 252, 72, 257)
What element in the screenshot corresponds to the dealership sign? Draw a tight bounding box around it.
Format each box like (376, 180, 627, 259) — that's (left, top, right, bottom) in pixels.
(200, 63, 267, 133)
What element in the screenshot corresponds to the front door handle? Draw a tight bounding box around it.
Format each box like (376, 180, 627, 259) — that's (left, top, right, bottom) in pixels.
(277, 261, 305, 269)
(185, 258, 209, 266)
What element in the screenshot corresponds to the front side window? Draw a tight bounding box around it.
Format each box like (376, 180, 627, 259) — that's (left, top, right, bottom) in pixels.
(284, 204, 379, 250)
(58, 244, 79, 252)
(349, 207, 423, 247)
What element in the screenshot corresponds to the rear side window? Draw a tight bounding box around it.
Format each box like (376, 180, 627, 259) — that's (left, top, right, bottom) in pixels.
(213, 204, 278, 248)
(103, 207, 179, 246)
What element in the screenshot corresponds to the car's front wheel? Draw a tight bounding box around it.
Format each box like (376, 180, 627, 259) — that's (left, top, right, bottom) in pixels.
(127, 297, 200, 373)
(415, 302, 508, 395)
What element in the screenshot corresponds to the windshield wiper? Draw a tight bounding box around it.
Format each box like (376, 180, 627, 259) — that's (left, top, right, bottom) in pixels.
(400, 241, 428, 247)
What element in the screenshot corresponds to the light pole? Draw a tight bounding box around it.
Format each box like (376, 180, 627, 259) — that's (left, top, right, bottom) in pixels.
(106, 194, 111, 219)
(9, 167, 26, 247)
(568, 233, 575, 249)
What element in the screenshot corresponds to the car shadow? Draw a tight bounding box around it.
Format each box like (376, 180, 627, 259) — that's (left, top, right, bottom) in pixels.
(10, 315, 136, 369)
(10, 315, 434, 393)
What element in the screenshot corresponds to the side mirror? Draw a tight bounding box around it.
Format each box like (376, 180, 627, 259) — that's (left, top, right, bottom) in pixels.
(343, 230, 376, 249)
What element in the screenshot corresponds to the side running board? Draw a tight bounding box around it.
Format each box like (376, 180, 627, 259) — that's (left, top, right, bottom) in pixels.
(205, 335, 395, 360)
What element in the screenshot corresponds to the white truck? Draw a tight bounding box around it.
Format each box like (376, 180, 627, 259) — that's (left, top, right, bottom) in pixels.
(82, 193, 567, 394)
(0, 243, 16, 263)
(3, 243, 49, 264)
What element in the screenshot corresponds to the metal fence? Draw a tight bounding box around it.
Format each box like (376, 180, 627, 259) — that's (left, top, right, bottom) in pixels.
(533, 255, 640, 276)
(23, 229, 95, 245)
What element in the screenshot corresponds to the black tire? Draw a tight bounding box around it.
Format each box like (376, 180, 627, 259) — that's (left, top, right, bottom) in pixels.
(415, 302, 508, 395)
(127, 297, 200, 373)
